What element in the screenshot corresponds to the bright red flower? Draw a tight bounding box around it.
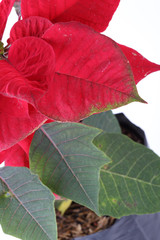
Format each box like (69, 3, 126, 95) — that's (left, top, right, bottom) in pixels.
(0, 24, 55, 151)
(21, 0, 120, 32)
(8, 17, 142, 122)
(0, 133, 33, 167)
(1, 0, 160, 167)
(9, 16, 53, 43)
(119, 44, 160, 84)
(0, 96, 46, 151)
(20, 0, 160, 85)
(1, 119, 53, 167)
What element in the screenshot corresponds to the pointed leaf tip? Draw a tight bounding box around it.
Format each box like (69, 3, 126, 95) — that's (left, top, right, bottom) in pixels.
(36, 22, 144, 121)
(94, 133, 160, 218)
(120, 44, 160, 84)
(30, 122, 110, 214)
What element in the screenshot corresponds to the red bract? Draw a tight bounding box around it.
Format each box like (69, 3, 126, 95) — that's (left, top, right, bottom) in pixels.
(1, 119, 53, 166)
(0, 0, 15, 40)
(1, 0, 160, 164)
(20, 1, 160, 86)
(0, 95, 46, 151)
(39, 22, 143, 121)
(9, 18, 142, 122)
(119, 44, 160, 84)
(7, 37, 55, 103)
(9, 16, 53, 43)
(0, 30, 55, 151)
(21, 0, 120, 32)
(0, 134, 33, 167)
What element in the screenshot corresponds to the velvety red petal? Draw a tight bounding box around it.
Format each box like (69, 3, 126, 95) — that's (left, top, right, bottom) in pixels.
(54, 0, 120, 32)
(0, 95, 46, 151)
(2, 133, 34, 167)
(1, 144, 29, 167)
(9, 16, 52, 44)
(38, 22, 142, 121)
(21, 0, 79, 20)
(0, 37, 55, 104)
(21, 0, 120, 32)
(119, 44, 160, 84)
(18, 133, 34, 155)
(0, 0, 15, 40)
(8, 37, 55, 101)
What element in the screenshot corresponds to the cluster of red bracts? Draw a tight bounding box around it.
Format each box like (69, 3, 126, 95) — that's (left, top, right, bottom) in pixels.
(0, 0, 160, 168)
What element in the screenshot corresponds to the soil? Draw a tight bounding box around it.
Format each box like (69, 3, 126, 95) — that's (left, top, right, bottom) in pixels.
(56, 118, 145, 240)
(56, 202, 115, 240)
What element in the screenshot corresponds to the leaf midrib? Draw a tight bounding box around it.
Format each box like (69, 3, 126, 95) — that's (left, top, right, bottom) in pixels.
(40, 126, 97, 211)
(0, 174, 53, 240)
(55, 72, 141, 101)
(101, 169, 160, 187)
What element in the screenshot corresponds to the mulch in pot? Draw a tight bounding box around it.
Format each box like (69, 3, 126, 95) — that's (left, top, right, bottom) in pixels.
(56, 202, 115, 240)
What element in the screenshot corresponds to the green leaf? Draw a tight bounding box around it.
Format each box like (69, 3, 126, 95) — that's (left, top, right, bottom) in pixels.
(0, 41, 4, 52)
(30, 122, 110, 214)
(94, 133, 160, 218)
(82, 111, 121, 133)
(0, 41, 4, 56)
(0, 167, 57, 240)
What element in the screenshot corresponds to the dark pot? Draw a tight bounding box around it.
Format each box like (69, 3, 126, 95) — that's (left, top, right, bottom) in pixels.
(73, 213, 160, 240)
(115, 113, 148, 146)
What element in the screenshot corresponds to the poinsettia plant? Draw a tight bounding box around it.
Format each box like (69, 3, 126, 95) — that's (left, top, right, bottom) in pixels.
(0, 0, 160, 239)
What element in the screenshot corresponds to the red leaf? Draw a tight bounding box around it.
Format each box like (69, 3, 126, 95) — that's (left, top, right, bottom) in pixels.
(0, 0, 15, 40)
(1, 121, 54, 166)
(0, 35, 55, 150)
(9, 16, 52, 44)
(0, 95, 46, 151)
(0, 134, 33, 167)
(21, 0, 120, 32)
(36, 22, 143, 121)
(21, 0, 77, 20)
(0, 37, 55, 104)
(0, 145, 29, 166)
(119, 44, 160, 84)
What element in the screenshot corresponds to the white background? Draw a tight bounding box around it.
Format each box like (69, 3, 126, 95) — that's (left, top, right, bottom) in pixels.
(106, 0, 160, 156)
(1, 0, 160, 238)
